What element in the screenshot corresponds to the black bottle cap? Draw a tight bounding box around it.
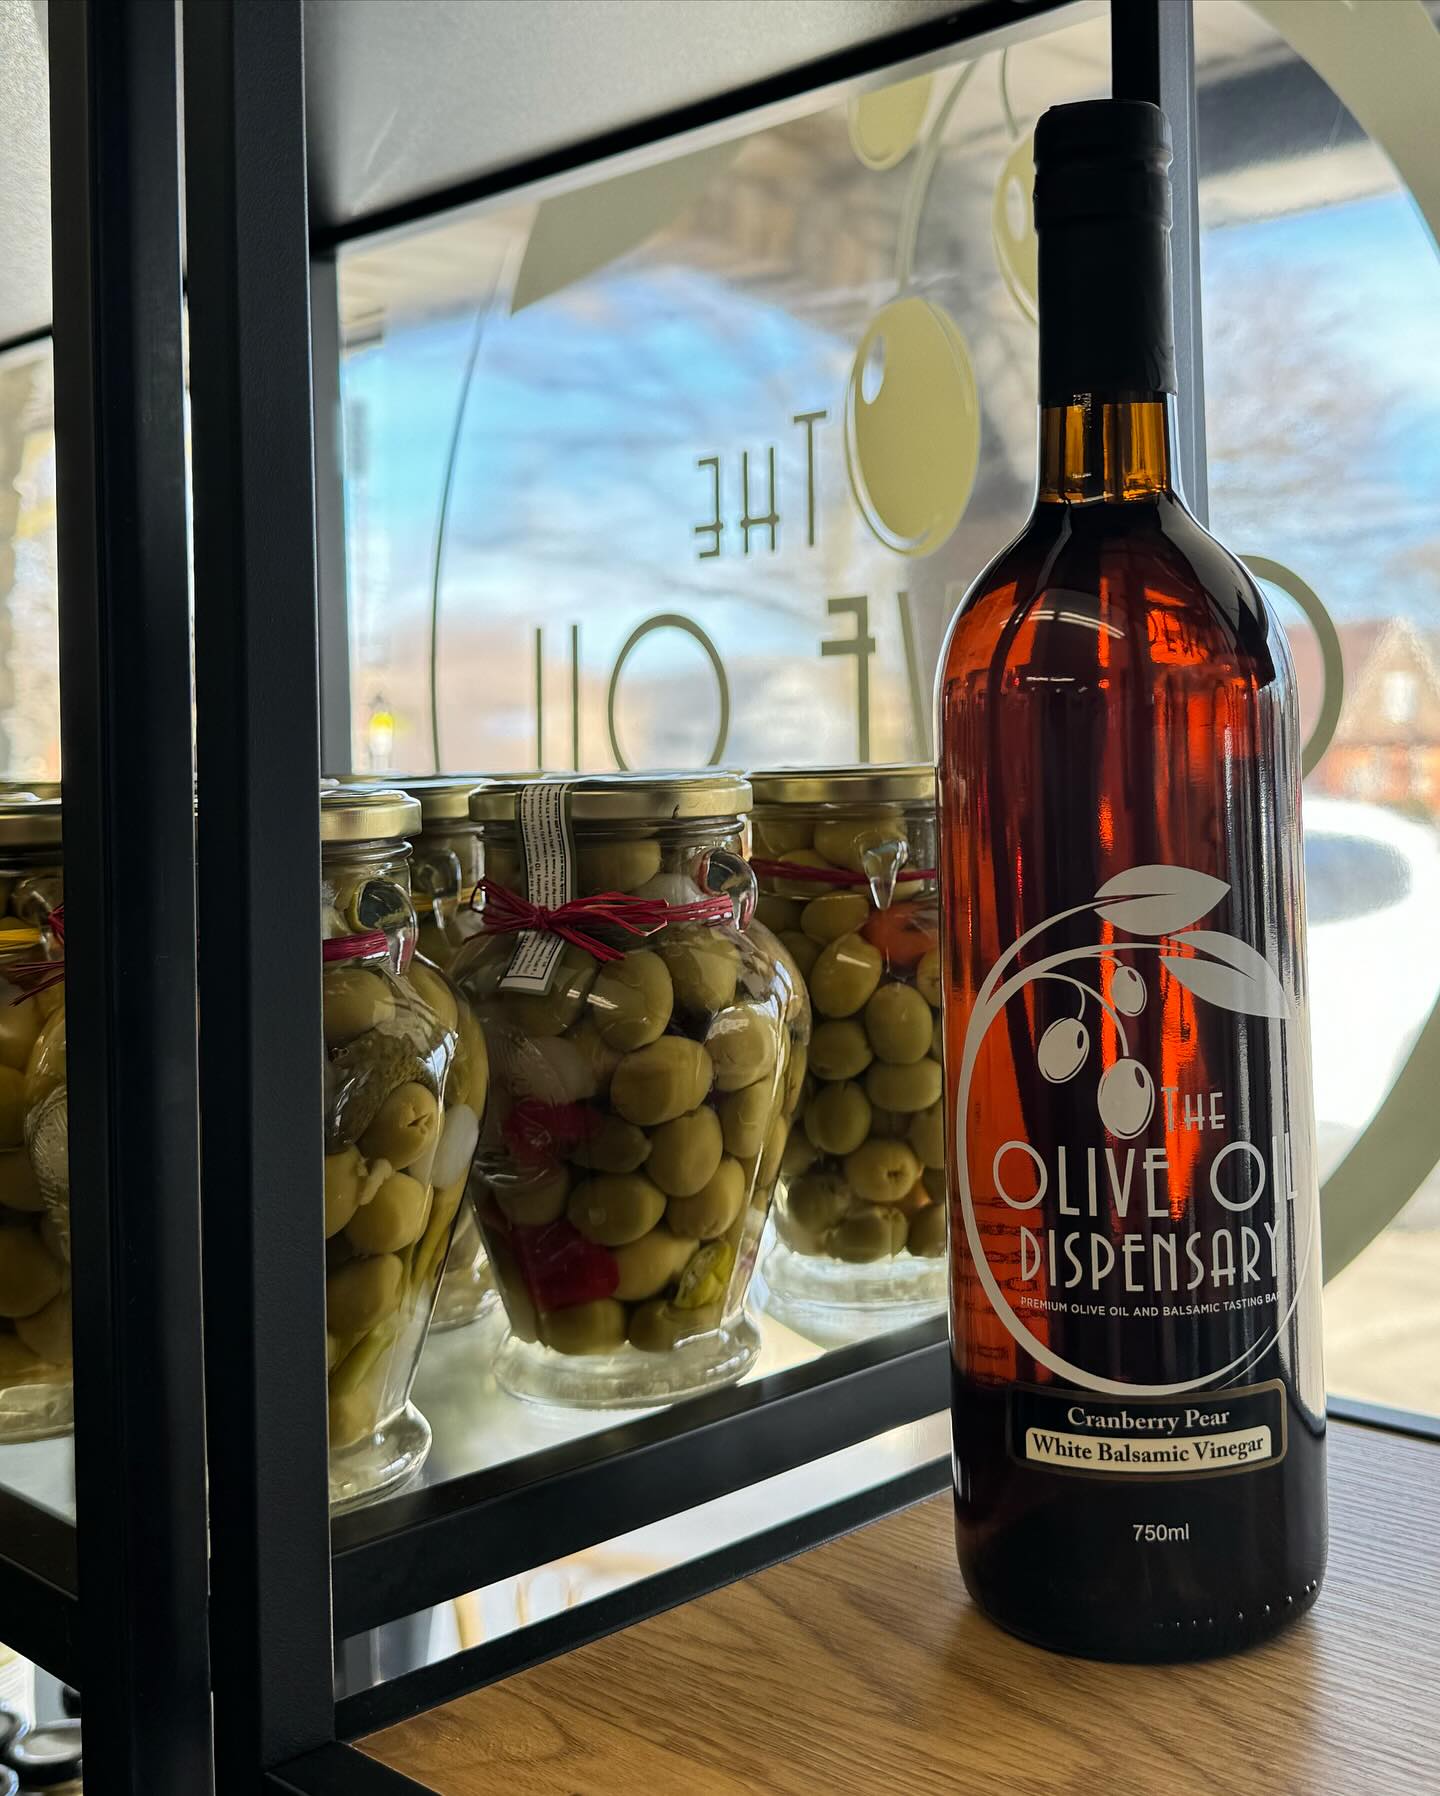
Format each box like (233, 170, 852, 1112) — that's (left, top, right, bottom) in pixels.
(1031, 99, 1176, 402)
(7, 1721, 81, 1787)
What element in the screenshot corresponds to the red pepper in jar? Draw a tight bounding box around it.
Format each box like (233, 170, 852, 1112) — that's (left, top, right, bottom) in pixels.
(861, 898, 937, 969)
(503, 1097, 592, 1166)
(511, 1218, 620, 1310)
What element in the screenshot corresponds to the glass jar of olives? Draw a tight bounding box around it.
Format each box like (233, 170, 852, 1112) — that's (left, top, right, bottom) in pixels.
(749, 767, 946, 1335)
(0, 800, 69, 1441)
(453, 773, 809, 1408)
(320, 786, 474, 1509)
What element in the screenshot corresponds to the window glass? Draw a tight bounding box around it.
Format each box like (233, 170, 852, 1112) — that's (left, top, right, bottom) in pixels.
(1196, 0, 1440, 1416)
(0, 342, 59, 781)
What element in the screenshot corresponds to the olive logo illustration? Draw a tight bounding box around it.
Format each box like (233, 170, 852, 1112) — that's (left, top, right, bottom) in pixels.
(1037, 1017, 1088, 1083)
(1097, 1060, 1155, 1139)
(843, 296, 980, 558)
(847, 73, 934, 172)
(1111, 965, 1146, 1015)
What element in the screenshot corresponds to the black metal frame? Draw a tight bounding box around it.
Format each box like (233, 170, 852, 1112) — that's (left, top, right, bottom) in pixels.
(8, 2, 1426, 1790)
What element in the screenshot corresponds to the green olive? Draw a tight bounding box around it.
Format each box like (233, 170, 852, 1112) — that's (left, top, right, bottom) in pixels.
(658, 929, 739, 1015)
(324, 1146, 375, 1238)
(326, 1332, 343, 1372)
(0, 995, 41, 1075)
(844, 1137, 922, 1205)
(493, 1163, 570, 1225)
(628, 1297, 722, 1353)
(326, 1254, 404, 1337)
(319, 969, 395, 1048)
(863, 981, 933, 1065)
(775, 1203, 824, 1253)
(719, 1081, 770, 1159)
(611, 1226, 699, 1302)
(0, 1225, 60, 1318)
(576, 838, 662, 896)
(867, 1104, 909, 1137)
(449, 1002, 490, 1114)
(922, 1163, 945, 1202)
(416, 919, 453, 970)
(328, 1350, 388, 1450)
(800, 892, 871, 944)
(588, 950, 674, 1051)
(674, 1237, 735, 1309)
(570, 1111, 651, 1174)
(752, 815, 812, 859)
(781, 1041, 808, 1115)
(781, 1124, 816, 1180)
(567, 1173, 666, 1246)
(916, 947, 942, 1007)
(864, 1057, 942, 1114)
(767, 849, 834, 898)
(909, 1102, 945, 1169)
(778, 931, 819, 979)
(360, 1081, 442, 1170)
(23, 1012, 65, 1112)
(501, 947, 598, 1037)
(611, 1037, 714, 1127)
(756, 1113, 787, 1191)
(907, 1203, 947, 1257)
(0, 1334, 46, 1382)
(930, 1009, 943, 1062)
(664, 1155, 744, 1240)
(0, 1150, 43, 1214)
(808, 933, 883, 1019)
(803, 1080, 871, 1156)
(13, 1288, 69, 1363)
(646, 1106, 724, 1198)
(540, 1298, 628, 1354)
(812, 812, 906, 873)
(345, 1171, 432, 1254)
(754, 894, 801, 935)
(0, 1066, 27, 1151)
(809, 1019, 873, 1082)
(704, 1003, 779, 1092)
(826, 1204, 909, 1262)
(406, 957, 460, 1035)
(787, 1168, 853, 1236)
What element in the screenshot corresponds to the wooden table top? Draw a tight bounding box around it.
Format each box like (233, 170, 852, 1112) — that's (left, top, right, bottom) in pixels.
(364, 1419, 1440, 1796)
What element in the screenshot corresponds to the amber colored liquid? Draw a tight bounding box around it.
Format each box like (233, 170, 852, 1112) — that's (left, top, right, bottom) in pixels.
(937, 401, 1327, 1660)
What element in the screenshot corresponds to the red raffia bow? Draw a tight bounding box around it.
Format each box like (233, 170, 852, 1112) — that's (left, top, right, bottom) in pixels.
(749, 857, 936, 889)
(323, 928, 393, 964)
(476, 877, 734, 965)
(6, 905, 65, 1003)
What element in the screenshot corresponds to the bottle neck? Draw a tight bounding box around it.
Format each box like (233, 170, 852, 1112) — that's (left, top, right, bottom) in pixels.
(1037, 397, 1175, 504)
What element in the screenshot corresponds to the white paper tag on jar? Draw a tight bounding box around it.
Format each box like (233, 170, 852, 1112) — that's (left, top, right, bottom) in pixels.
(500, 781, 577, 994)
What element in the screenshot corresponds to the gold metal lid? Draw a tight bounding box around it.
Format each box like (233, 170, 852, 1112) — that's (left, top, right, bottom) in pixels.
(747, 764, 935, 807)
(0, 797, 62, 848)
(319, 783, 420, 843)
(389, 775, 491, 825)
(0, 779, 62, 801)
(469, 771, 752, 825)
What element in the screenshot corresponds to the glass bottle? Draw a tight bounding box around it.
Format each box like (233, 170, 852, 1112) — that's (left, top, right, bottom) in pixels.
(936, 101, 1326, 1659)
(749, 766, 946, 1339)
(454, 773, 809, 1408)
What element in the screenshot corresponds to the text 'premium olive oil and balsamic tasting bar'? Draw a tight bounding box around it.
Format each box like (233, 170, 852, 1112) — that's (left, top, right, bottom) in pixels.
(0, 2, 1416, 1792)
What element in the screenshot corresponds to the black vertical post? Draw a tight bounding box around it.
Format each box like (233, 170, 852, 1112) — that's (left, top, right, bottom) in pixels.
(183, 0, 336, 1787)
(1111, 0, 1209, 523)
(48, 3, 213, 1791)
(312, 252, 354, 777)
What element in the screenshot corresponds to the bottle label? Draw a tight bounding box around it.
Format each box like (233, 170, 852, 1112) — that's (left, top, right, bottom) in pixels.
(1009, 1379, 1287, 1478)
(956, 862, 1319, 1399)
(499, 780, 577, 994)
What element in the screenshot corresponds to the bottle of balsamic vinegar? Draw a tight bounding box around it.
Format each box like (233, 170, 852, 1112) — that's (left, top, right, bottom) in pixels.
(936, 99, 1327, 1660)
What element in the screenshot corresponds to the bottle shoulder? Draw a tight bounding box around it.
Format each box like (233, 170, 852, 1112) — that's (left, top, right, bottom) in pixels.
(940, 495, 1285, 688)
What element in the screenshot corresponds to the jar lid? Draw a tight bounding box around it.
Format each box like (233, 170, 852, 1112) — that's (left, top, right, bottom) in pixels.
(0, 799, 62, 849)
(394, 775, 492, 825)
(747, 764, 935, 806)
(6, 1720, 80, 1785)
(469, 771, 752, 825)
(0, 782, 61, 802)
(319, 783, 420, 843)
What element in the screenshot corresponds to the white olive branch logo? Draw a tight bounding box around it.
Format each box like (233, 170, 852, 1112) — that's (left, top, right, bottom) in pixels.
(957, 865, 1300, 1398)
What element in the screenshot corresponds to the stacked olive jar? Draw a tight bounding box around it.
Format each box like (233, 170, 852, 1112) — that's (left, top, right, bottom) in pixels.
(749, 767, 946, 1335)
(319, 785, 486, 1508)
(0, 798, 70, 1440)
(394, 775, 496, 1331)
(451, 773, 809, 1407)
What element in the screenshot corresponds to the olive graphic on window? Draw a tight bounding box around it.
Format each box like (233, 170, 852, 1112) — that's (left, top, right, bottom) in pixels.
(991, 132, 1038, 323)
(1110, 965, 1147, 1015)
(844, 296, 980, 558)
(1097, 1060, 1155, 1139)
(1037, 1017, 1088, 1084)
(847, 73, 934, 172)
